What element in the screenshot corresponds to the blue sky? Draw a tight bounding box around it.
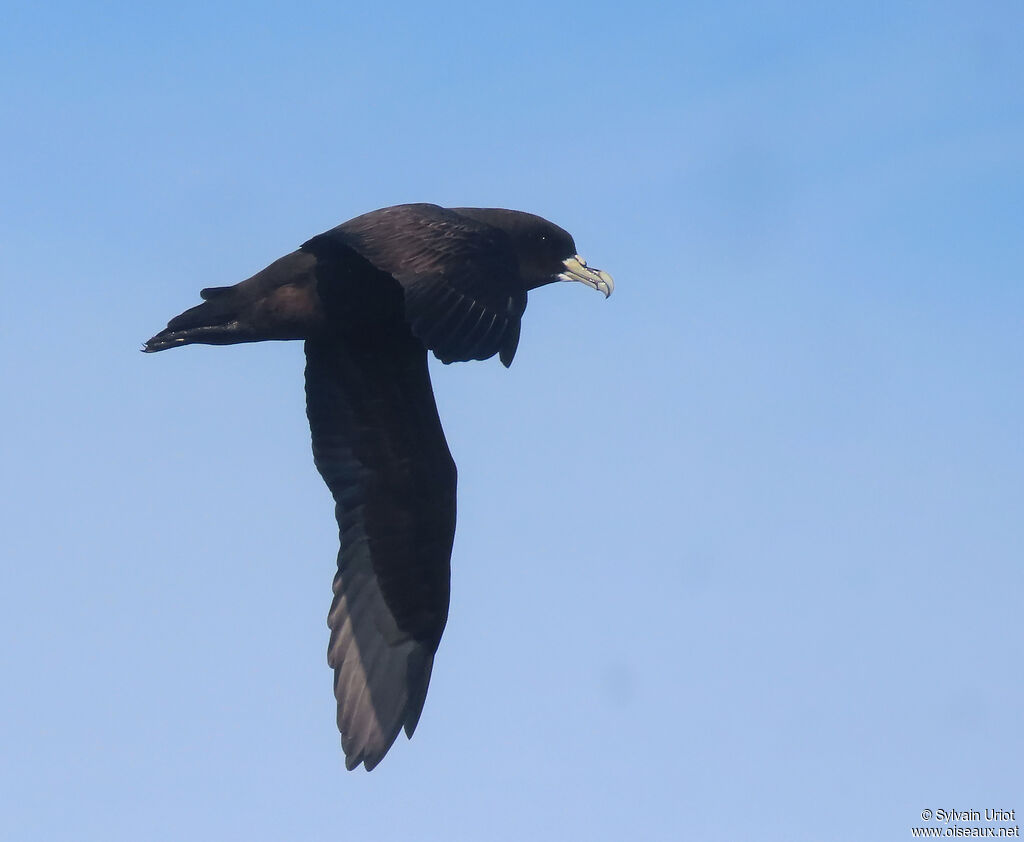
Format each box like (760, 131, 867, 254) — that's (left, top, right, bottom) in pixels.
(1, 2, 1021, 840)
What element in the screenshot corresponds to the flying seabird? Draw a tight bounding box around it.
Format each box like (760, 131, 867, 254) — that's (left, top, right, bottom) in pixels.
(144, 203, 614, 770)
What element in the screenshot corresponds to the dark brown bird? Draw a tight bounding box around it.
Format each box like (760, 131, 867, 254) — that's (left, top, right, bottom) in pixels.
(144, 203, 613, 770)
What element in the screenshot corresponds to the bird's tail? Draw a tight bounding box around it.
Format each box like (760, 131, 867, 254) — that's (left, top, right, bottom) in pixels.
(143, 286, 248, 351)
(143, 250, 325, 353)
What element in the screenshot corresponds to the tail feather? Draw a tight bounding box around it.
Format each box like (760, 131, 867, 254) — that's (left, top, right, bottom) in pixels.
(143, 249, 326, 353)
(167, 295, 242, 333)
(143, 292, 250, 352)
(144, 319, 248, 353)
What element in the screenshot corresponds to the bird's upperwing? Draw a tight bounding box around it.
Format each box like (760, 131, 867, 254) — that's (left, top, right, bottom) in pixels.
(304, 333, 457, 771)
(302, 204, 528, 367)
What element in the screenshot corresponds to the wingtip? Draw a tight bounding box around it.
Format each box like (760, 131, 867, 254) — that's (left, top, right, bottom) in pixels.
(342, 741, 386, 772)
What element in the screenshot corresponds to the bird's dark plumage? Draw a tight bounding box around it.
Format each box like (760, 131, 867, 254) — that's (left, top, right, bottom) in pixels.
(144, 203, 613, 770)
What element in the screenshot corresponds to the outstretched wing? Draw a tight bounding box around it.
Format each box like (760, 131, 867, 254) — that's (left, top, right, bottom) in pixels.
(302, 204, 528, 367)
(304, 332, 457, 771)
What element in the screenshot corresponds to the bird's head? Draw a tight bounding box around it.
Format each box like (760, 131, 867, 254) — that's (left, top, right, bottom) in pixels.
(453, 208, 614, 297)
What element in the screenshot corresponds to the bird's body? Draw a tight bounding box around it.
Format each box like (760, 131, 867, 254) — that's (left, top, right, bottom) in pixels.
(144, 203, 612, 770)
